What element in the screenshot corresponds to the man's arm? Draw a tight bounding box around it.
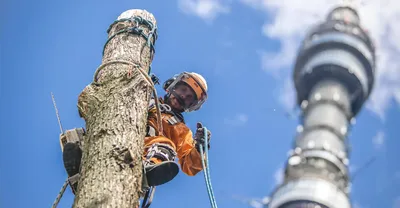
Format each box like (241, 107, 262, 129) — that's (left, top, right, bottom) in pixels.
(171, 124, 205, 176)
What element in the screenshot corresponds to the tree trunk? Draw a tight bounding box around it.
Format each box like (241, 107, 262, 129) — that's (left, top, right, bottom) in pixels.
(74, 9, 157, 208)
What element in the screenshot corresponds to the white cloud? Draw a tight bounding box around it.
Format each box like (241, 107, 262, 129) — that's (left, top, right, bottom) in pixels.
(260, 39, 299, 78)
(349, 164, 358, 174)
(372, 130, 385, 149)
(224, 113, 249, 126)
(353, 202, 362, 208)
(278, 78, 296, 111)
(274, 166, 284, 185)
(231, 194, 268, 208)
(249, 200, 265, 208)
(241, 0, 400, 119)
(214, 59, 234, 75)
(178, 0, 230, 22)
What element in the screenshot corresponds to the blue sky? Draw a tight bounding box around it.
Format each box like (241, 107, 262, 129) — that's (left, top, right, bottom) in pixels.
(1, 0, 399, 208)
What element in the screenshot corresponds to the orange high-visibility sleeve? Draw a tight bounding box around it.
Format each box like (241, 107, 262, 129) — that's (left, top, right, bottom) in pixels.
(169, 123, 204, 176)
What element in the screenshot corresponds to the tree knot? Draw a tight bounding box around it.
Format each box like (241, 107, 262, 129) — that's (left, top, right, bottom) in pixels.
(109, 145, 137, 170)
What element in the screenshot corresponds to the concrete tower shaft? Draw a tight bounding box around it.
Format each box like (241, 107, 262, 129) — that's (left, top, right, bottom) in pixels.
(268, 5, 376, 208)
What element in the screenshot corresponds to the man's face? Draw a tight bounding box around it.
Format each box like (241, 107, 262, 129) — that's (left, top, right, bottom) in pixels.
(169, 83, 197, 111)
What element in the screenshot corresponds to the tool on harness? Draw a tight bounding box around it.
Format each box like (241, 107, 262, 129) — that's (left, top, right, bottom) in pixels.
(150, 73, 160, 85)
(59, 127, 85, 195)
(198, 125, 218, 208)
(51, 93, 86, 208)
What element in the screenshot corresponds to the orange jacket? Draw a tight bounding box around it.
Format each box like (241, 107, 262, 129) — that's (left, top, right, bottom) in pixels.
(144, 98, 204, 176)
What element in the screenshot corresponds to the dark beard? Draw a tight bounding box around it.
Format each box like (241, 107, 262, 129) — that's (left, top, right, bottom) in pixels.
(164, 94, 184, 113)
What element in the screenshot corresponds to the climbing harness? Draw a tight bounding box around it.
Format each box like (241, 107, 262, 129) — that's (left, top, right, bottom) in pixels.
(199, 126, 218, 208)
(145, 143, 177, 163)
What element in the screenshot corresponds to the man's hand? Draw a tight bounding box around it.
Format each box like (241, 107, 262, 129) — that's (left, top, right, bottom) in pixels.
(194, 122, 211, 153)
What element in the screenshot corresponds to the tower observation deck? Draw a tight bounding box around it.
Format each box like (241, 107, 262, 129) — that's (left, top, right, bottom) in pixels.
(268, 5, 376, 208)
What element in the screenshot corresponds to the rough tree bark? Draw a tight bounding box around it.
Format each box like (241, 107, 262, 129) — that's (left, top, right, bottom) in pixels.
(74, 9, 157, 208)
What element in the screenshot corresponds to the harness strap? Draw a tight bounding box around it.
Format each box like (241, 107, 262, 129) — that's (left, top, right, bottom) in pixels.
(145, 143, 177, 162)
(146, 98, 184, 136)
(146, 126, 156, 137)
(167, 116, 180, 125)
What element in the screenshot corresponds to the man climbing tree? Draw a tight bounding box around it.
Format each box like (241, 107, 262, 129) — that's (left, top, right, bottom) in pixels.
(59, 7, 213, 207)
(143, 71, 212, 187)
(63, 71, 212, 190)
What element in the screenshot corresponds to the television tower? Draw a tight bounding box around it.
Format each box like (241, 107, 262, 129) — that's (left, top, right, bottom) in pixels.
(268, 2, 376, 208)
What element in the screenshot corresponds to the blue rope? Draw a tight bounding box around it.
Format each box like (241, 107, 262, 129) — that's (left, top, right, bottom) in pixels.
(199, 127, 218, 208)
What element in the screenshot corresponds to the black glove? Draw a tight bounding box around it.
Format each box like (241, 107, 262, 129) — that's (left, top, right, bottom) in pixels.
(194, 122, 211, 153)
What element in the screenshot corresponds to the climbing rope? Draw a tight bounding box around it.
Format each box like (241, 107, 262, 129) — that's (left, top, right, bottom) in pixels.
(199, 127, 218, 208)
(103, 16, 158, 59)
(141, 186, 156, 208)
(97, 15, 163, 134)
(93, 59, 164, 135)
(51, 179, 69, 208)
